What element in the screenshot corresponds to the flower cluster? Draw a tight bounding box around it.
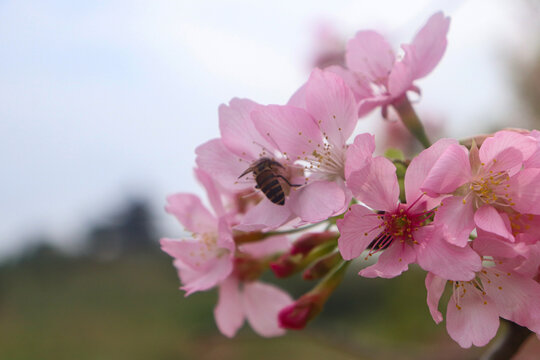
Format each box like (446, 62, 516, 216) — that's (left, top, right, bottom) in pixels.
(161, 11, 540, 350)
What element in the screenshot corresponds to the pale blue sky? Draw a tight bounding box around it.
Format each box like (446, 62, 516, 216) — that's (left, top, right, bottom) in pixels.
(1, 0, 537, 257)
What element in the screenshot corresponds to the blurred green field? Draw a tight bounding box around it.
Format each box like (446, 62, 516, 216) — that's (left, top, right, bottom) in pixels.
(1, 250, 535, 360)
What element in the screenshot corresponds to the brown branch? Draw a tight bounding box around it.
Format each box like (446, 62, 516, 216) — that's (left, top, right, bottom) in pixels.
(480, 320, 532, 360)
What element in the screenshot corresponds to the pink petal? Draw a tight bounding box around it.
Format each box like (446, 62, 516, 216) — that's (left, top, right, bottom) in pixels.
(514, 242, 540, 278)
(252, 105, 322, 160)
(387, 58, 413, 97)
(195, 139, 253, 192)
(483, 268, 540, 331)
(243, 281, 293, 337)
(406, 138, 458, 206)
(161, 236, 230, 272)
(217, 217, 235, 252)
(406, 11, 450, 80)
(214, 277, 244, 337)
(287, 83, 307, 108)
(219, 98, 272, 160)
(508, 168, 540, 215)
(345, 30, 395, 84)
(194, 168, 225, 218)
(479, 131, 537, 172)
(344, 133, 375, 179)
(235, 199, 296, 232)
(433, 196, 475, 247)
(472, 235, 522, 259)
(326, 65, 373, 100)
(357, 95, 393, 117)
(415, 227, 481, 281)
(483, 147, 524, 176)
(181, 255, 234, 296)
(347, 156, 399, 211)
(305, 69, 358, 145)
(174, 259, 199, 286)
(421, 144, 471, 197)
(474, 206, 514, 243)
(425, 273, 446, 324)
(524, 131, 540, 168)
(165, 193, 217, 233)
(289, 181, 347, 223)
(337, 204, 383, 260)
(239, 236, 290, 258)
(359, 241, 417, 278)
(446, 289, 499, 348)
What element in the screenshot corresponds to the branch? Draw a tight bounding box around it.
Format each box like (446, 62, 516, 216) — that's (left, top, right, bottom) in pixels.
(480, 320, 532, 360)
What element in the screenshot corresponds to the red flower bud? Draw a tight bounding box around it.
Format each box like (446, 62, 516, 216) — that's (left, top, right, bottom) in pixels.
(279, 260, 349, 330)
(278, 294, 322, 330)
(291, 231, 337, 256)
(270, 253, 301, 278)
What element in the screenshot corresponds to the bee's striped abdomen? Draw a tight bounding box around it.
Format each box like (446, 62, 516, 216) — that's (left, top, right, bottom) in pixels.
(256, 169, 285, 205)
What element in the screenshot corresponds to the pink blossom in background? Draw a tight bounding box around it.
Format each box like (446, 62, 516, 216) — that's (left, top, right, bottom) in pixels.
(310, 21, 345, 69)
(327, 11, 450, 117)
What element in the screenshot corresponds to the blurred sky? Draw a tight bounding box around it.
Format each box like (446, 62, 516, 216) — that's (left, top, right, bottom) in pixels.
(1, 0, 539, 257)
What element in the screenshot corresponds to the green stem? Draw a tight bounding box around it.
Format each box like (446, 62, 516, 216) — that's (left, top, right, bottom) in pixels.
(263, 221, 326, 238)
(313, 259, 350, 294)
(392, 95, 431, 148)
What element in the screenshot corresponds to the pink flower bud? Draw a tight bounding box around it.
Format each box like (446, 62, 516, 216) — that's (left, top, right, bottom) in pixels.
(270, 254, 301, 278)
(278, 294, 322, 330)
(291, 231, 337, 255)
(279, 261, 349, 330)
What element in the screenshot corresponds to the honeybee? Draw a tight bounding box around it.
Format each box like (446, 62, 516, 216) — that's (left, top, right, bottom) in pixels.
(238, 158, 300, 205)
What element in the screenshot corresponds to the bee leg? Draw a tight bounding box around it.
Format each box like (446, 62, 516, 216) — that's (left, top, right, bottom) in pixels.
(277, 175, 302, 187)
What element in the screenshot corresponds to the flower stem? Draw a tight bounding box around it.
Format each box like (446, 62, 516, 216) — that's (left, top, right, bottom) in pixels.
(263, 221, 325, 238)
(392, 95, 431, 148)
(480, 320, 532, 360)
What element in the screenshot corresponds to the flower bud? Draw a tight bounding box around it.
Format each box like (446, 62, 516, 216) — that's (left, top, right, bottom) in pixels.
(270, 232, 337, 278)
(278, 294, 321, 330)
(270, 253, 302, 278)
(291, 231, 337, 255)
(302, 252, 342, 280)
(279, 260, 349, 330)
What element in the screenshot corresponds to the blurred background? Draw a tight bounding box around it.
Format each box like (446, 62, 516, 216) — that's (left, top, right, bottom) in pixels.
(2, 0, 540, 358)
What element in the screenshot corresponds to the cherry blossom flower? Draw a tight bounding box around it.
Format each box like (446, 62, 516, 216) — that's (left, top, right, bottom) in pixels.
(421, 131, 540, 247)
(161, 169, 293, 337)
(337, 137, 481, 280)
(327, 12, 450, 117)
(160, 169, 235, 295)
(215, 236, 294, 338)
(197, 68, 363, 227)
(426, 236, 540, 348)
(196, 101, 299, 231)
